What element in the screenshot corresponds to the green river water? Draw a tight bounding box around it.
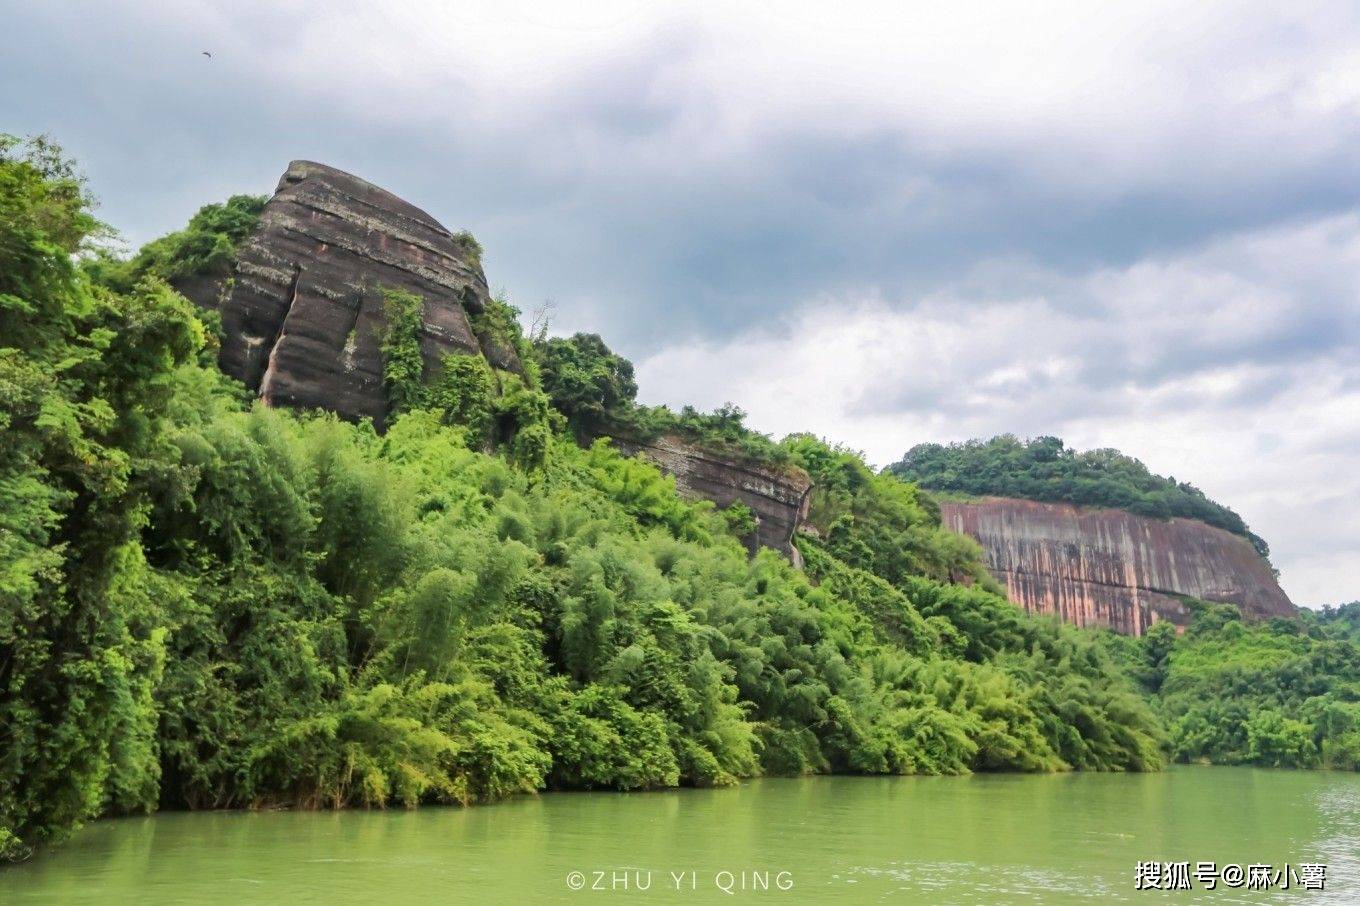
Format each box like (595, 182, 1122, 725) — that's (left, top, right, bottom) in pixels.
(3, 766, 1357, 904)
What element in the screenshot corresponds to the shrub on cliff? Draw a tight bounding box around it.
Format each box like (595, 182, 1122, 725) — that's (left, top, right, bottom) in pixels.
(533, 332, 791, 466)
(84, 192, 265, 293)
(535, 332, 639, 440)
(782, 434, 996, 589)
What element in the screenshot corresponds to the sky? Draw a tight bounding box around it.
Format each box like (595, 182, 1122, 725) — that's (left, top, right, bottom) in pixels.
(5, 1, 1358, 605)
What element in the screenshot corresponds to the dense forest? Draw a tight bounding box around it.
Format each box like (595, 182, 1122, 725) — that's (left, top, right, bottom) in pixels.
(0, 137, 1166, 861)
(1, 137, 1355, 868)
(889, 435, 1272, 561)
(1104, 602, 1360, 769)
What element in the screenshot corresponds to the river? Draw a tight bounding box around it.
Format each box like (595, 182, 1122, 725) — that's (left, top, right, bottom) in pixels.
(3, 766, 1358, 903)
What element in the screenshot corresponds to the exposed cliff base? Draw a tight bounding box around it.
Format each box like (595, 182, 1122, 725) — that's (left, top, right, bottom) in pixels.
(940, 497, 1294, 635)
(609, 434, 811, 558)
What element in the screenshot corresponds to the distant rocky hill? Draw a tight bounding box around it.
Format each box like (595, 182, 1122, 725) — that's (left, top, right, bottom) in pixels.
(939, 497, 1295, 634)
(178, 161, 812, 558)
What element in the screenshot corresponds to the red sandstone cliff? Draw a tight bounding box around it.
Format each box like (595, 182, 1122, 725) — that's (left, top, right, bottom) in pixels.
(939, 497, 1295, 635)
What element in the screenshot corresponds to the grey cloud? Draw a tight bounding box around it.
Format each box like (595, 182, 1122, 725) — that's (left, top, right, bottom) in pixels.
(11, 1, 1360, 360)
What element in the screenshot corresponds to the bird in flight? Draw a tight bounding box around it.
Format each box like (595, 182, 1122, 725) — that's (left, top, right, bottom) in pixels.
(202, 51, 212, 58)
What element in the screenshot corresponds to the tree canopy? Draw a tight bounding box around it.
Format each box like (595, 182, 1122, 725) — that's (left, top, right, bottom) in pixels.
(1102, 602, 1360, 770)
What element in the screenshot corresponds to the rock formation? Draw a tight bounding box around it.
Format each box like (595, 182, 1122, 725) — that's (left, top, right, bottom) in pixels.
(182, 160, 1295, 598)
(182, 160, 505, 424)
(183, 160, 812, 561)
(609, 434, 812, 559)
(940, 497, 1295, 634)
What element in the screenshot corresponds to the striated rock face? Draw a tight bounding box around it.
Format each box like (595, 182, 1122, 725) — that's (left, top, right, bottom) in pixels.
(940, 497, 1294, 634)
(609, 434, 812, 558)
(187, 160, 503, 424)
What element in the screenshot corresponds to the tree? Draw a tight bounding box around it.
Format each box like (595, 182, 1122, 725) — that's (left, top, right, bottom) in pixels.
(888, 434, 1272, 562)
(1, 136, 204, 857)
(534, 333, 638, 440)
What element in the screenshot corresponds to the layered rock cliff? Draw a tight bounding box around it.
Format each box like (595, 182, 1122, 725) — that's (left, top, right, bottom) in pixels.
(610, 434, 812, 558)
(939, 497, 1294, 634)
(180, 160, 504, 424)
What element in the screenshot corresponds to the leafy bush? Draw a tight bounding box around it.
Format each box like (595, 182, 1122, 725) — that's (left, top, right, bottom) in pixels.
(380, 286, 427, 413)
(782, 434, 995, 589)
(1107, 600, 1360, 769)
(0, 136, 205, 858)
(84, 193, 265, 293)
(535, 332, 639, 440)
(534, 332, 791, 466)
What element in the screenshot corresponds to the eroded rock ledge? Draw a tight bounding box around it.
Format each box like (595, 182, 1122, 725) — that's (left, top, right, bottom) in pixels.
(609, 434, 812, 559)
(940, 497, 1295, 634)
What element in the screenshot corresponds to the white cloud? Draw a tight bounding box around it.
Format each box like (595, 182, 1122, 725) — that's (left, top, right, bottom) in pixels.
(159, 1, 1360, 190)
(635, 213, 1360, 606)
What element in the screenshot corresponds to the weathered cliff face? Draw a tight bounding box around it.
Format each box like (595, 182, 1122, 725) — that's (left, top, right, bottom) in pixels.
(610, 434, 812, 558)
(183, 160, 504, 424)
(940, 497, 1294, 634)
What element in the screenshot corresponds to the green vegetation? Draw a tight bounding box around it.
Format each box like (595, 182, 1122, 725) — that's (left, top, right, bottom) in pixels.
(451, 230, 482, 266)
(536, 333, 638, 441)
(782, 435, 996, 590)
(379, 289, 553, 468)
(470, 294, 539, 379)
(889, 437, 1360, 772)
(718, 502, 757, 540)
(379, 286, 428, 413)
(889, 435, 1271, 561)
(536, 332, 791, 466)
(83, 193, 266, 294)
(0, 139, 1167, 862)
(0, 135, 210, 859)
(1103, 602, 1360, 770)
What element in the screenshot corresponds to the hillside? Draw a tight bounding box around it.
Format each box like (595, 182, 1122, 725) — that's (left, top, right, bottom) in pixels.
(940, 498, 1294, 634)
(1104, 601, 1360, 770)
(889, 435, 1271, 561)
(0, 139, 1164, 862)
(888, 435, 1293, 634)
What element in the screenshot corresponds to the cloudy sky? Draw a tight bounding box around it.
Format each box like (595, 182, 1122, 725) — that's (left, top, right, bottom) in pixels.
(7, 1, 1358, 605)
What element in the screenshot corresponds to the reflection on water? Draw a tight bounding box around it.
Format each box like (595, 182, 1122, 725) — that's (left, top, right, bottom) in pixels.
(1309, 781, 1360, 903)
(2, 766, 1358, 904)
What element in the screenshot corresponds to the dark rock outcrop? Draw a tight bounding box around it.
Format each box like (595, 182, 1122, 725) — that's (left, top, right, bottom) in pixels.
(610, 434, 812, 558)
(186, 160, 505, 424)
(940, 497, 1295, 635)
(188, 162, 812, 562)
